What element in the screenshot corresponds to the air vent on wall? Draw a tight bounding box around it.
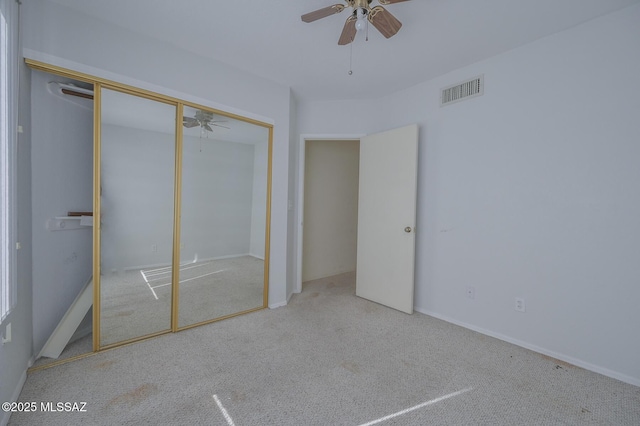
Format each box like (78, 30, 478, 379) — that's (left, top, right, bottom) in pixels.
(441, 75, 483, 107)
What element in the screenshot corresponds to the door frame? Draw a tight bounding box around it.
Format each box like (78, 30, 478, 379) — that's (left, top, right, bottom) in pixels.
(295, 134, 365, 294)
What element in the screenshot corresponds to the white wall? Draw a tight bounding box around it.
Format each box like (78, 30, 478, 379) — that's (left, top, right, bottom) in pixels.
(30, 70, 93, 356)
(286, 91, 298, 299)
(297, 4, 640, 386)
(22, 0, 292, 306)
(302, 140, 359, 281)
(296, 99, 377, 136)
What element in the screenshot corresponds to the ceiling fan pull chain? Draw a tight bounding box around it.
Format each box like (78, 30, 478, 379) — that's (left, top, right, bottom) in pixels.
(348, 39, 353, 75)
(366, 14, 369, 41)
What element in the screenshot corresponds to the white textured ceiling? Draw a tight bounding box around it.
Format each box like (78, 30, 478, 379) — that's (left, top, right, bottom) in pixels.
(47, 0, 640, 101)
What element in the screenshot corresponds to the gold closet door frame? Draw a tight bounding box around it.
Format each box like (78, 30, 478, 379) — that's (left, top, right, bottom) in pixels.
(92, 83, 101, 351)
(93, 83, 180, 351)
(26, 59, 273, 355)
(174, 104, 273, 331)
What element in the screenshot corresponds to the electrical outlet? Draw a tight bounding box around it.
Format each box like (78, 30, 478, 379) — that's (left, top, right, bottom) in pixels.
(151, 244, 158, 253)
(466, 286, 475, 299)
(515, 297, 526, 312)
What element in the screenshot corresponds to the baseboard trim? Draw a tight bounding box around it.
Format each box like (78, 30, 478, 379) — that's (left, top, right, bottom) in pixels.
(0, 369, 27, 426)
(414, 306, 640, 388)
(269, 300, 287, 309)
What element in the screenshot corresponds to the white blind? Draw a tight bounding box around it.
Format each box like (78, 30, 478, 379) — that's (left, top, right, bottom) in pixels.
(0, 0, 18, 324)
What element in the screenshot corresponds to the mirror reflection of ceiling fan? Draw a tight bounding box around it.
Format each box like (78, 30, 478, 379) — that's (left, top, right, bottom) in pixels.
(183, 110, 230, 134)
(302, 0, 410, 45)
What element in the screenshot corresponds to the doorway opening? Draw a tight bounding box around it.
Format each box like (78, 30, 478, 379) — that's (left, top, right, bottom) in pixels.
(296, 136, 363, 294)
(296, 125, 419, 314)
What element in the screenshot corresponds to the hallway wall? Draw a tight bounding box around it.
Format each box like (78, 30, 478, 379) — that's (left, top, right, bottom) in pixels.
(302, 140, 359, 282)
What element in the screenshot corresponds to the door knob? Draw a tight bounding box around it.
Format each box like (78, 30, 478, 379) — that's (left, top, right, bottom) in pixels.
(404, 227, 412, 233)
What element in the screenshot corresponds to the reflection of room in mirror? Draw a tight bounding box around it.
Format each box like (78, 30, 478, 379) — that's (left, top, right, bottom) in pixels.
(100, 88, 177, 347)
(183, 107, 230, 146)
(179, 106, 269, 329)
(100, 268, 172, 346)
(177, 256, 264, 325)
(98, 91, 270, 347)
(99, 256, 264, 345)
(28, 63, 273, 362)
(183, 105, 269, 145)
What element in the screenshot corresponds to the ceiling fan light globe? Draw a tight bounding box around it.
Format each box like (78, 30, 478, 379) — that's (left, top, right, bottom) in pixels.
(355, 18, 366, 31)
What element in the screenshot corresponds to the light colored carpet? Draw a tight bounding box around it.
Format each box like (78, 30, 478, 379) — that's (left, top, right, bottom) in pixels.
(31, 333, 94, 369)
(10, 272, 640, 425)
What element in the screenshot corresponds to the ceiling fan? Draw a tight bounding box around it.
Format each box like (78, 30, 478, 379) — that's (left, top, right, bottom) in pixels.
(183, 110, 229, 133)
(302, 0, 410, 45)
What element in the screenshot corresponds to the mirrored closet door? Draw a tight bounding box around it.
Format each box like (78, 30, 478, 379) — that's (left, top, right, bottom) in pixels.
(94, 84, 272, 349)
(178, 105, 271, 328)
(26, 60, 273, 359)
(98, 87, 177, 347)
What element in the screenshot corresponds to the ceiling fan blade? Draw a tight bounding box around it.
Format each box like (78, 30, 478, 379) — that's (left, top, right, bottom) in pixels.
(378, 0, 410, 5)
(338, 15, 357, 45)
(213, 123, 231, 130)
(183, 117, 199, 128)
(302, 4, 345, 23)
(203, 124, 213, 132)
(368, 6, 402, 39)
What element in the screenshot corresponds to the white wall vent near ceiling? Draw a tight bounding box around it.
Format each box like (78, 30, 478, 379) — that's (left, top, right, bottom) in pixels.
(441, 75, 484, 107)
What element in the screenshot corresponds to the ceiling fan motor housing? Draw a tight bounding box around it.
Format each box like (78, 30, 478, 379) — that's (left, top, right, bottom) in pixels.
(302, 0, 406, 44)
(348, 0, 373, 8)
(195, 110, 215, 122)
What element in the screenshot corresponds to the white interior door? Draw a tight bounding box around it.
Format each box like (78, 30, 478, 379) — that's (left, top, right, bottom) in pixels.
(356, 124, 418, 314)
